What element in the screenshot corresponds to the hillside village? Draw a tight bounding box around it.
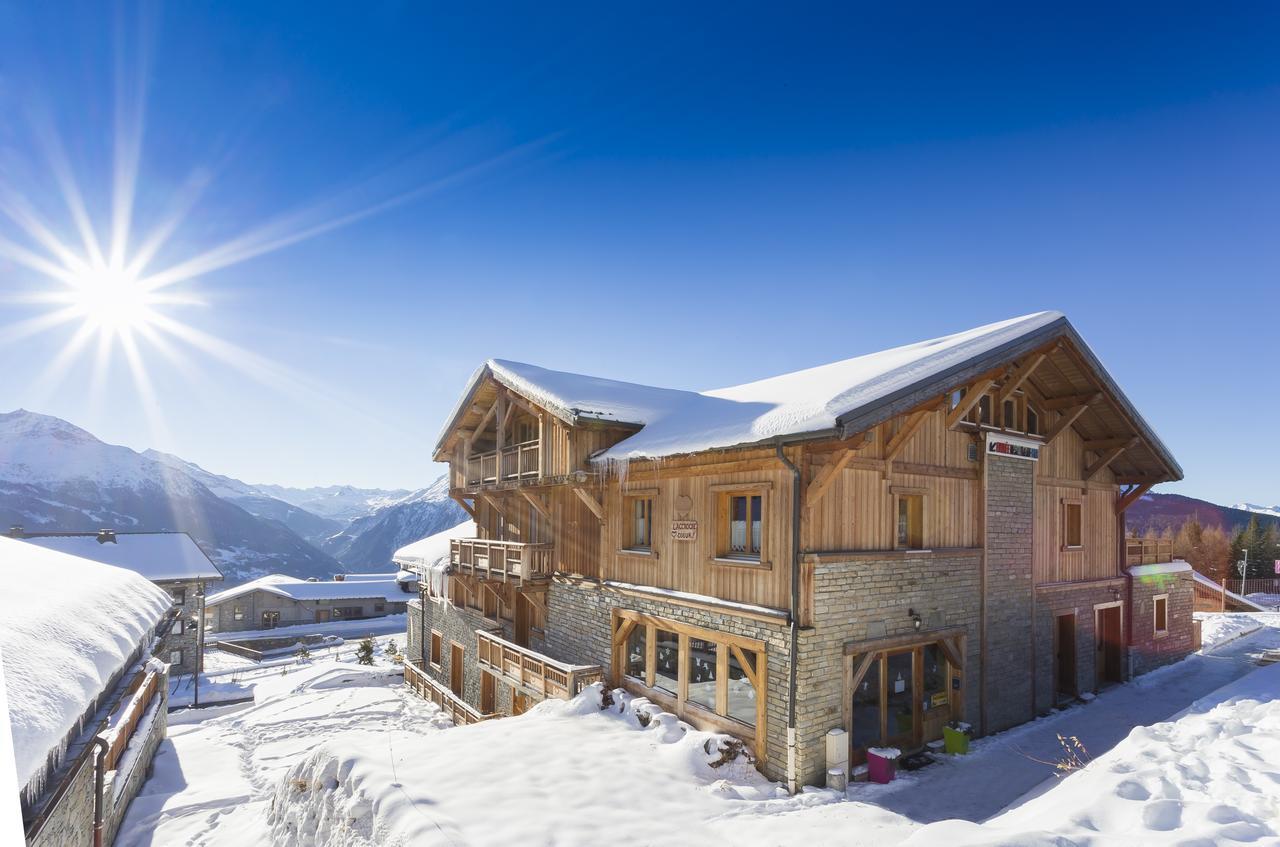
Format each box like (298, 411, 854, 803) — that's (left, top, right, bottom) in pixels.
(6, 313, 1280, 846)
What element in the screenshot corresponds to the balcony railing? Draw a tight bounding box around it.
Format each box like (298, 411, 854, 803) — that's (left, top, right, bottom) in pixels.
(451, 538, 553, 583)
(404, 659, 494, 726)
(465, 439, 541, 487)
(476, 630, 603, 701)
(1126, 537, 1176, 567)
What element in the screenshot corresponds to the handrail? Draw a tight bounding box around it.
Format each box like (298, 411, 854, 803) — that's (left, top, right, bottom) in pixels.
(450, 538, 554, 582)
(475, 630, 602, 700)
(1125, 537, 1176, 566)
(466, 439, 541, 485)
(403, 659, 494, 725)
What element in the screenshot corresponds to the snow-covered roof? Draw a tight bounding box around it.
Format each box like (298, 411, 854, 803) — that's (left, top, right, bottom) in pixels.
(20, 532, 223, 582)
(206, 572, 414, 606)
(1127, 561, 1193, 577)
(391, 520, 476, 570)
(0, 536, 172, 788)
(434, 312, 1181, 477)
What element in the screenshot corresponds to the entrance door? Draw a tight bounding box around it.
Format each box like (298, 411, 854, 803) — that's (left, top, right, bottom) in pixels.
(480, 673, 495, 714)
(884, 649, 916, 749)
(315, 609, 332, 623)
(1055, 613, 1077, 701)
(262, 611, 280, 630)
(1095, 606, 1123, 687)
(450, 643, 465, 696)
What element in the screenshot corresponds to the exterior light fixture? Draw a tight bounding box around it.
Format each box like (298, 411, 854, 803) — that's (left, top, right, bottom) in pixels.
(908, 608, 923, 631)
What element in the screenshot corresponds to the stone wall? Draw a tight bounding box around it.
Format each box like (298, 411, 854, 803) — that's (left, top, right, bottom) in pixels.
(982, 452, 1036, 732)
(1129, 570, 1195, 676)
(1032, 581, 1116, 709)
(408, 594, 514, 716)
(27, 754, 94, 847)
(160, 579, 203, 675)
(545, 578, 792, 782)
(102, 679, 169, 846)
(209, 591, 408, 633)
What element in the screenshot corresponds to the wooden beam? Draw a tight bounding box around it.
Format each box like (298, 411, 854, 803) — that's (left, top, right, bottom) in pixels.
(945, 379, 995, 429)
(938, 636, 964, 670)
(729, 644, 760, 690)
(572, 486, 606, 522)
(884, 409, 931, 463)
(806, 448, 855, 508)
(848, 651, 877, 697)
(1084, 438, 1138, 481)
(473, 399, 498, 438)
(523, 590, 548, 617)
(1042, 403, 1090, 446)
(1083, 436, 1137, 451)
(612, 618, 637, 648)
(997, 353, 1046, 404)
(519, 490, 550, 519)
(478, 491, 507, 517)
(1115, 482, 1154, 514)
(449, 493, 477, 520)
(1043, 391, 1101, 411)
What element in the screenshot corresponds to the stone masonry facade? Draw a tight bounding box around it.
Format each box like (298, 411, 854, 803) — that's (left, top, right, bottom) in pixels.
(1129, 570, 1195, 676)
(408, 596, 516, 716)
(983, 452, 1036, 733)
(1032, 581, 1116, 711)
(160, 578, 204, 675)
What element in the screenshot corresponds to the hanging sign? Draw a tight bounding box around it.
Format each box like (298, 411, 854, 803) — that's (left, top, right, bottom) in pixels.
(985, 432, 1041, 461)
(1274, 559, 1280, 575)
(671, 520, 698, 541)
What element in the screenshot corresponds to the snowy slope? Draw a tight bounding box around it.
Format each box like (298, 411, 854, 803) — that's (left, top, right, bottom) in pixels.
(0, 410, 340, 585)
(321, 475, 467, 569)
(0, 537, 171, 790)
(1232, 501, 1280, 518)
(252, 483, 411, 523)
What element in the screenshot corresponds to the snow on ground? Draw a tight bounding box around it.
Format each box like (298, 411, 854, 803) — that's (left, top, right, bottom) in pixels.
(206, 613, 408, 644)
(1197, 611, 1280, 651)
(1247, 593, 1280, 611)
(118, 621, 1280, 847)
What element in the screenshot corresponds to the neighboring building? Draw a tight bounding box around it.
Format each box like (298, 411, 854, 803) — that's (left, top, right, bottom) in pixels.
(2, 535, 174, 847)
(205, 572, 417, 633)
(404, 311, 1193, 790)
(12, 529, 224, 676)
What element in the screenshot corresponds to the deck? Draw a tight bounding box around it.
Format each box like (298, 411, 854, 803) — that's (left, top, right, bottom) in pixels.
(466, 439, 541, 487)
(451, 537, 553, 584)
(404, 659, 494, 725)
(476, 630, 603, 701)
(1125, 537, 1176, 567)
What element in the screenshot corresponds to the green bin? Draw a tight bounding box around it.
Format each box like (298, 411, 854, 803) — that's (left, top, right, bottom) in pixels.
(943, 725, 970, 755)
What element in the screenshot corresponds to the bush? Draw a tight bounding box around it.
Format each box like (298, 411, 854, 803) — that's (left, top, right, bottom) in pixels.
(356, 636, 375, 666)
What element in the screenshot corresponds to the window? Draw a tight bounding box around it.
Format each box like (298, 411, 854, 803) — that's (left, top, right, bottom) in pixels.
(374, 604, 385, 613)
(233, 605, 244, 621)
(896, 493, 924, 550)
(430, 630, 443, 667)
(977, 395, 992, 426)
(332, 606, 363, 620)
(1063, 501, 1083, 548)
(719, 491, 763, 560)
(1153, 595, 1168, 635)
(1025, 404, 1040, 436)
(613, 613, 764, 730)
(169, 650, 183, 666)
(624, 625, 647, 680)
(171, 588, 186, 606)
(625, 496, 654, 551)
(173, 618, 186, 636)
(1002, 399, 1018, 431)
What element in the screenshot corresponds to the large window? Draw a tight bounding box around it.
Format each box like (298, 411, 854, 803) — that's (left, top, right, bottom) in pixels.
(625, 495, 653, 551)
(613, 612, 765, 733)
(718, 490, 763, 561)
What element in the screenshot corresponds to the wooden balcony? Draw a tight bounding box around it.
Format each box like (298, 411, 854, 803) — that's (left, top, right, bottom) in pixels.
(404, 659, 495, 726)
(465, 439, 541, 487)
(476, 630, 603, 701)
(451, 538, 553, 584)
(1126, 537, 1176, 567)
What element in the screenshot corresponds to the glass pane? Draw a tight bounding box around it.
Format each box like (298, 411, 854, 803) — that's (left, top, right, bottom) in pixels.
(886, 650, 915, 746)
(921, 643, 947, 715)
(850, 656, 881, 757)
(686, 638, 717, 710)
(750, 495, 761, 553)
(730, 496, 747, 552)
(727, 649, 757, 725)
(654, 629, 679, 694)
(897, 498, 908, 546)
(625, 624, 646, 679)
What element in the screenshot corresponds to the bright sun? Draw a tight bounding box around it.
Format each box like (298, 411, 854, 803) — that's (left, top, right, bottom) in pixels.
(68, 267, 158, 335)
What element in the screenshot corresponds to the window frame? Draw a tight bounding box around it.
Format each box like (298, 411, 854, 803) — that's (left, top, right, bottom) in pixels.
(1153, 594, 1169, 637)
(429, 630, 443, 668)
(891, 486, 927, 551)
(171, 588, 187, 606)
(620, 489, 658, 556)
(232, 605, 244, 621)
(1062, 498, 1084, 550)
(169, 649, 183, 666)
(712, 482, 771, 567)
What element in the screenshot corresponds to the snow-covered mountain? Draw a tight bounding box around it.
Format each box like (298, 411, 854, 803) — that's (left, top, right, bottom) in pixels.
(0, 410, 342, 584)
(143, 450, 344, 544)
(252, 483, 412, 524)
(1232, 502, 1280, 518)
(321, 475, 466, 568)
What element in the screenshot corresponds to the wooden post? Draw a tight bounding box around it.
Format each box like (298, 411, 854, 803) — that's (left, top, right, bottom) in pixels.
(1221, 577, 1227, 612)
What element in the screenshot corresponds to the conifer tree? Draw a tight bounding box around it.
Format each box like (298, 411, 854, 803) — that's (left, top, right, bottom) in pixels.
(356, 636, 375, 666)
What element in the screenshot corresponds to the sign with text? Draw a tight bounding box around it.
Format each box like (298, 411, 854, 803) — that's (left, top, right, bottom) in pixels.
(671, 520, 698, 541)
(985, 432, 1041, 462)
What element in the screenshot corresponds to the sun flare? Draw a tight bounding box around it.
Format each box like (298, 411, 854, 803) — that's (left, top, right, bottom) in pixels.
(66, 266, 157, 335)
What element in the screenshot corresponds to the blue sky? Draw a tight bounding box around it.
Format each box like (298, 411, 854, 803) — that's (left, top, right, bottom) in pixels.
(0, 3, 1276, 504)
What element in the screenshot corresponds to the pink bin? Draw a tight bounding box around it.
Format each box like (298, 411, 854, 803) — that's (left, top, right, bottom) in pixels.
(867, 749, 897, 784)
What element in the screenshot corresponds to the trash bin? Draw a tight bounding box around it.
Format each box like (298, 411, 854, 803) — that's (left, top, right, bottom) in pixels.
(943, 725, 970, 755)
(866, 747, 900, 784)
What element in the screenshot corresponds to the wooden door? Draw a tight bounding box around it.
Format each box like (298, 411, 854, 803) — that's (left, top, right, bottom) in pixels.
(1095, 606, 1122, 687)
(1055, 613, 1077, 701)
(315, 609, 331, 623)
(450, 642, 464, 696)
(480, 672, 495, 714)
(514, 594, 530, 647)
(512, 691, 532, 715)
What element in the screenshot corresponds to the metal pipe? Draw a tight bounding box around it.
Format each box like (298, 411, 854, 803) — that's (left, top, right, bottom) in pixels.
(775, 439, 802, 793)
(92, 736, 108, 847)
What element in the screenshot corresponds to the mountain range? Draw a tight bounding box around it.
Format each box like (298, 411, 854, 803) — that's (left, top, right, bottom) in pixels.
(0, 409, 464, 584)
(1126, 492, 1280, 536)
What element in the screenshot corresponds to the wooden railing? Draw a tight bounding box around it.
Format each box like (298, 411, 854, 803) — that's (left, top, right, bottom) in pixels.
(451, 538, 553, 582)
(404, 659, 494, 726)
(102, 667, 161, 771)
(1126, 537, 1176, 566)
(465, 439, 540, 486)
(476, 630, 603, 701)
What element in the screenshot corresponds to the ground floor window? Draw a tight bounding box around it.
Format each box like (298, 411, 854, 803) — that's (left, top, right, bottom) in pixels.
(612, 610, 767, 739)
(169, 649, 183, 666)
(233, 605, 244, 621)
(846, 630, 965, 764)
(430, 630, 443, 667)
(1153, 594, 1168, 635)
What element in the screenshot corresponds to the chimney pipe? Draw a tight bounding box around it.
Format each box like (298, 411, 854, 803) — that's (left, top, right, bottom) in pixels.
(96, 529, 117, 544)
(7, 525, 23, 538)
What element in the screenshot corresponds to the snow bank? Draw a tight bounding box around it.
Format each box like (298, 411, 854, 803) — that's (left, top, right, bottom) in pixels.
(20, 531, 222, 582)
(908, 664, 1280, 846)
(1196, 612, 1279, 651)
(390, 519, 474, 571)
(0, 535, 171, 788)
(253, 662, 404, 704)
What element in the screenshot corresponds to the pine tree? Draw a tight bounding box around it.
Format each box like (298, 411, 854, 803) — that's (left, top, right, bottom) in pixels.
(356, 636, 375, 666)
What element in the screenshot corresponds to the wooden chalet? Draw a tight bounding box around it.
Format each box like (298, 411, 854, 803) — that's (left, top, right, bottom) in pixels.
(403, 311, 1190, 790)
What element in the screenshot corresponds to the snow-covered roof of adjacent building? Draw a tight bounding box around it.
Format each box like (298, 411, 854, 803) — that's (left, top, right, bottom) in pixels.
(391, 520, 475, 570)
(206, 572, 415, 606)
(0, 536, 172, 788)
(433, 312, 1182, 478)
(1127, 561, 1193, 577)
(19, 531, 223, 583)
